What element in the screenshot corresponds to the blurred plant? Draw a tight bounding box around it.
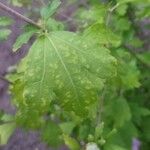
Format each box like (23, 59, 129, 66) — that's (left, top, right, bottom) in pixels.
(0, 16, 12, 41)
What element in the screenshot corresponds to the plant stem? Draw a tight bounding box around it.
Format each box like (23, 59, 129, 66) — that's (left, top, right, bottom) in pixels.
(0, 75, 12, 84)
(0, 2, 42, 29)
(96, 88, 106, 126)
(106, 3, 120, 26)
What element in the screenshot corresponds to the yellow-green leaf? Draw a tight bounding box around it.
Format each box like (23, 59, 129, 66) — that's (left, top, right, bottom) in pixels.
(0, 115, 15, 145)
(11, 31, 117, 127)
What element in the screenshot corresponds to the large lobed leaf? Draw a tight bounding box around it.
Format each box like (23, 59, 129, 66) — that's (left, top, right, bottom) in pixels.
(11, 31, 117, 126)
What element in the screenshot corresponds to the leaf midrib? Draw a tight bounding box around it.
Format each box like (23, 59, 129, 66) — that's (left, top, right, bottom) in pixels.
(46, 35, 79, 102)
(38, 37, 46, 99)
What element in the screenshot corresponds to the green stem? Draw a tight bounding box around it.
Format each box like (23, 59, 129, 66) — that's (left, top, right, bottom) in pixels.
(106, 3, 120, 26)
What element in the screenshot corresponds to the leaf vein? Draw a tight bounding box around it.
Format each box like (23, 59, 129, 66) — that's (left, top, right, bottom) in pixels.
(46, 35, 79, 102)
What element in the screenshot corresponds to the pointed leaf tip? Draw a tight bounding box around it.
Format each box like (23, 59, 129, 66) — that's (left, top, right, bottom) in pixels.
(40, 0, 61, 20)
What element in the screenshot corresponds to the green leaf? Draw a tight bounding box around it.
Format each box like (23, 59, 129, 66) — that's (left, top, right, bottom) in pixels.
(104, 144, 128, 150)
(40, 0, 61, 20)
(78, 5, 108, 26)
(42, 121, 62, 147)
(95, 122, 104, 140)
(119, 122, 138, 147)
(111, 98, 132, 127)
(130, 103, 150, 125)
(137, 51, 150, 65)
(141, 116, 150, 141)
(63, 135, 80, 150)
(0, 115, 15, 145)
(117, 0, 150, 4)
(139, 108, 150, 116)
(59, 122, 76, 135)
(46, 18, 64, 31)
(116, 4, 128, 16)
(13, 28, 38, 52)
(0, 29, 11, 41)
(83, 23, 121, 47)
(113, 17, 131, 32)
(115, 49, 141, 89)
(78, 124, 91, 140)
(0, 17, 12, 26)
(11, 31, 117, 122)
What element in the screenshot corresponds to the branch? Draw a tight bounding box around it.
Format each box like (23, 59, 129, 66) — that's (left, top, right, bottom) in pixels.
(0, 75, 12, 84)
(0, 2, 42, 29)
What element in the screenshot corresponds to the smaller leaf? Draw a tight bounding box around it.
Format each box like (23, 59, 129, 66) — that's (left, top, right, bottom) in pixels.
(13, 30, 37, 52)
(106, 128, 117, 139)
(83, 23, 121, 47)
(139, 108, 150, 116)
(116, 4, 128, 16)
(46, 18, 64, 31)
(63, 135, 80, 150)
(79, 5, 108, 25)
(59, 122, 76, 135)
(40, 0, 61, 20)
(0, 17, 12, 26)
(41, 121, 62, 147)
(112, 98, 132, 127)
(0, 115, 15, 145)
(137, 51, 150, 65)
(0, 29, 11, 41)
(116, 49, 141, 89)
(78, 122, 92, 141)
